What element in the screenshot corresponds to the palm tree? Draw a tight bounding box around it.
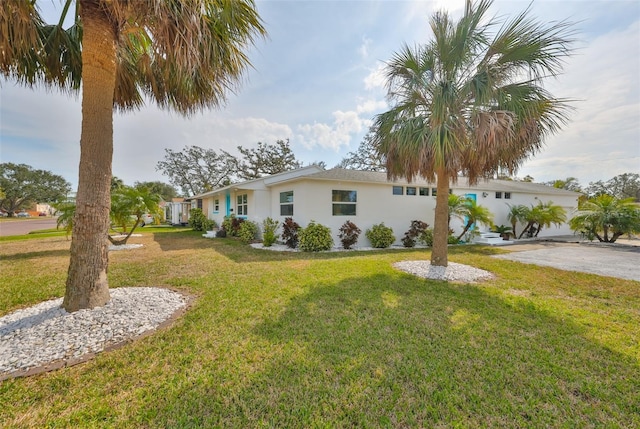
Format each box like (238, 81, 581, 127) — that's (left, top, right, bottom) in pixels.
(570, 195, 640, 243)
(447, 194, 470, 229)
(517, 201, 567, 238)
(372, 0, 574, 266)
(2, 1, 266, 311)
(453, 199, 494, 241)
(507, 204, 528, 238)
(109, 186, 162, 245)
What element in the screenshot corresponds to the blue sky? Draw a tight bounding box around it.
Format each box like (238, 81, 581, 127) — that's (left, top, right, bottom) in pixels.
(1, 0, 639, 191)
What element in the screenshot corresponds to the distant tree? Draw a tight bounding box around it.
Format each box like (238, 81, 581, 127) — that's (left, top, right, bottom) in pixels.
(236, 139, 302, 180)
(586, 173, 640, 201)
(156, 146, 238, 197)
(570, 195, 640, 243)
(0, 163, 71, 216)
(520, 175, 535, 183)
(544, 177, 582, 192)
(134, 181, 178, 201)
(337, 128, 386, 171)
(111, 176, 125, 191)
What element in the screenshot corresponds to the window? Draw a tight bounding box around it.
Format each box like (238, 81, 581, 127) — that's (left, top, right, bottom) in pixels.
(406, 187, 417, 196)
(495, 192, 502, 199)
(197, 199, 203, 209)
(419, 187, 429, 196)
(236, 194, 248, 216)
(392, 186, 403, 195)
(504, 192, 511, 199)
(431, 188, 437, 196)
(280, 191, 294, 216)
(332, 190, 357, 216)
(213, 199, 220, 213)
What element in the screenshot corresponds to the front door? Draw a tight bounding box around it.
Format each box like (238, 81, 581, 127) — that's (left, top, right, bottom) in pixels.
(225, 193, 231, 216)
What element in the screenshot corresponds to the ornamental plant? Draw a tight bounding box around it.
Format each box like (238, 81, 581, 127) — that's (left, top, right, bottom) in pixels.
(189, 208, 208, 231)
(401, 220, 429, 247)
(238, 221, 259, 244)
(365, 223, 395, 248)
(262, 217, 280, 247)
(298, 221, 334, 252)
(222, 214, 244, 237)
(281, 217, 300, 249)
(338, 220, 361, 249)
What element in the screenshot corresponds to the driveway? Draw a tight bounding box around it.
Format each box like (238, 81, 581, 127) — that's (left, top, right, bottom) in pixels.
(0, 218, 59, 236)
(493, 241, 640, 281)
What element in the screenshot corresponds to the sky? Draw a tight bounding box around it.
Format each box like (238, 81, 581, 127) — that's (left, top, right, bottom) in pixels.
(1, 0, 639, 192)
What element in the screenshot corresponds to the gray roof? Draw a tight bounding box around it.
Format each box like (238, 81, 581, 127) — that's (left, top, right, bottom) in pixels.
(301, 168, 581, 196)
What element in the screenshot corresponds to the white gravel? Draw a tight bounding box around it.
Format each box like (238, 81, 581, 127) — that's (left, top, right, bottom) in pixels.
(0, 287, 186, 379)
(393, 260, 495, 282)
(109, 243, 143, 251)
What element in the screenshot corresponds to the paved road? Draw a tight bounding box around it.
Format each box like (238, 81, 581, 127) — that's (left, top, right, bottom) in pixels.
(0, 218, 59, 236)
(493, 242, 640, 281)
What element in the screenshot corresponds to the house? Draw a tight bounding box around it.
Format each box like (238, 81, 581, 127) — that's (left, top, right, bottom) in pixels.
(192, 166, 580, 246)
(163, 198, 192, 225)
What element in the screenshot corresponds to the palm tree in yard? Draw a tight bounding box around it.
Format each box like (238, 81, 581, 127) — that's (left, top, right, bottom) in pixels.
(570, 195, 640, 243)
(517, 201, 567, 238)
(454, 199, 494, 241)
(507, 204, 528, 238)
(1, 1, 265, 311)
(373, 0, 574, 266)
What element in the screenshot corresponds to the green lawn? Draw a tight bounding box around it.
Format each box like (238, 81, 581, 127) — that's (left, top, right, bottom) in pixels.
(1, 230, 638, 428)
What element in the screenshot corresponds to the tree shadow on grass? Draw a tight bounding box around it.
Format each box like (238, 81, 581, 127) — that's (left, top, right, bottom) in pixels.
(140, 273, 639, 428)
(0, 249, 70, 261)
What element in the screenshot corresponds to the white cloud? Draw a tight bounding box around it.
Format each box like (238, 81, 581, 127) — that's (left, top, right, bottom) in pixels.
(364, 63, 387, 90)
(356, 98, 387, 114)
(296, 110, 366, 151)
(359, 36, 372, 59)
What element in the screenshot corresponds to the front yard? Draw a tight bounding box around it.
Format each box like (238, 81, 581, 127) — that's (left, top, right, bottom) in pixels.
(1, 229, 638, 427)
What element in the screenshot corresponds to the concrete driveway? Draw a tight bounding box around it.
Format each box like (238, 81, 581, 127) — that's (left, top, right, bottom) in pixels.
(493, 241, 640, 281)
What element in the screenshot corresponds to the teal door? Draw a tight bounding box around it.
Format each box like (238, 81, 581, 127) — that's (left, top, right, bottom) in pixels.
(225, 193, 231, 216)
(464, 193, 477, 231)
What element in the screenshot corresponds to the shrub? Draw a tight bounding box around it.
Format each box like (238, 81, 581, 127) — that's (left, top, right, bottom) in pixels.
(448, 234, 460, 245)
(222, 214, 244, 237)
(338, 220, 361, 249)
(281, 217, 300, 249)
(299, 221, 334, 252)
(189, 208, 209, 231)
(238, 221, 259, 244)
(401, 220, 429, 248)
(203, 218, 217, 232)
(365, 223, 395, 248)
(216, 229, 227, 238)
(419, 228, 434, 247)
(262, 217, 280, 247)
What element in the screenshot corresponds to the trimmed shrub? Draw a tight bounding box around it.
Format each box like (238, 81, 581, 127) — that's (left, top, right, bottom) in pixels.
(338, 220, 361, 249)
(262, 217, 280, 247)
(238, 221, 259, 244)
(282, 217, 300, 249)
(299, 221, 334, 252)
(419, 228, 434, 247)
(222, 214, 244, 237)
(402, 220, 429, 248)
(203, 218, 217, 232)
(365, 223, 395, 248)
(189, 208, 208, 231)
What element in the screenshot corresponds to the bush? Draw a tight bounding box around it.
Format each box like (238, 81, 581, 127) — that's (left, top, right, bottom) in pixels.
(189, 208, 209, 231)
(203, 218, 217, 232)
(222, 214, 244, 237)
(419, 228, 434, 247)
(401, 220, 429, 248)
(338, 221, 361, 249)
(448, 234, 460, 245)
(282, 217, 300, 249)
(299, 221, 333, 252)
(365, 223, 395, 248)
(238, 221, 259, 244)
(215, 229, 227, 238)
(262, 217, 280, 247)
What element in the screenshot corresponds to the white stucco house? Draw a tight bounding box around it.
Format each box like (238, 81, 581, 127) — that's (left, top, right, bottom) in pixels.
(192, 166, 580, 246)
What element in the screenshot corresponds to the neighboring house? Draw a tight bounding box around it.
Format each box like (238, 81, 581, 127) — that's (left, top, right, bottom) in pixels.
(164, 198, 192, 225)
(193, 166, 580, 246)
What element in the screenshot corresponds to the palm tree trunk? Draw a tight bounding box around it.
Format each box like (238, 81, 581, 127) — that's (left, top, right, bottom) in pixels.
(457, 222, 472, 240)
(431, 169, 449, 267)
(63, 0, 116, 312)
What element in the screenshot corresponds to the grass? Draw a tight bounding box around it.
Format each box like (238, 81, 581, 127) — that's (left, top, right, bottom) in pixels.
(1, 230, 639, 428)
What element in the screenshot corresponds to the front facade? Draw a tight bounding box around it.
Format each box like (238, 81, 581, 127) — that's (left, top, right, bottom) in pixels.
(193, 167, 580, 246)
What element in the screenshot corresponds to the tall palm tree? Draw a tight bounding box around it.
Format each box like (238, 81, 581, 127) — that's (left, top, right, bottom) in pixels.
(454, 199, 494, 241)
(570, 195, 640, 243)
(372, 0, 574, 266)
(2, 0, 266, 311)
